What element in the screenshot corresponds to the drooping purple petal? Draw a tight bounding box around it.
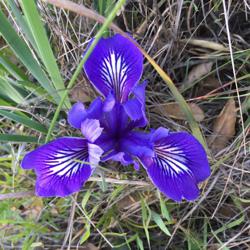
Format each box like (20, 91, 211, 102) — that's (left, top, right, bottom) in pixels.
(133, 81, 147, 104)
(67, 102, 86, 129)
(144, 159, 199, 201)
(68, 97, 103, 129)
(124, 82, 148, 128)
(21, 137, 103, 197)
(140, 130, 210, 201)
(81, 119, 103, 143)
(123, 98, 143, 121)
(84, 34, 143, 102)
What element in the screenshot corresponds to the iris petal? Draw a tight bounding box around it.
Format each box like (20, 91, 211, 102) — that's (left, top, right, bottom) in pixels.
(123, 98, 143, 121)
(102, 150, 134, 166)
(21, 137, 103, 197)
(81, 119, 103, 143)
(120, 131, 154, 158)
(150, 127, 169, 142)
(102, 102, 128, 134)
(67, 102, 86, 129)
(140, 131, 210, 201)
(68, 97, 103, 129)
(124, 81, 148, 128)
(84, 34, 143, 102)
(103, 92, 116, 112)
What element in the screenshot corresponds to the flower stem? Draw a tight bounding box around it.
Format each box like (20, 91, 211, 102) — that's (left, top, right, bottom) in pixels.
(45, 0, 126, 143)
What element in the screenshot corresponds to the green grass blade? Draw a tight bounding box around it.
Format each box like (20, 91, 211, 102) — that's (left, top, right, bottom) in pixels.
(20, 80, 54, 102)
(0, 9, 60, 104)
(0, 98, 12, 106)
(6, 0, 38, 52)
(158, 191, 171, 221)
(20, 0, 70, 108)
(141, 198, 151, 249)
(0, 110, 47, 133)
(136, 235, 144, 250)
(151, 211, 171, 236)
(242, 95, 250, 113)
(0, 134, 43, 144)
(213, 215, 245, 235)
(0, 55, 28, 81)
(0, 77, 25, 104)
(94, 0, 113, 37)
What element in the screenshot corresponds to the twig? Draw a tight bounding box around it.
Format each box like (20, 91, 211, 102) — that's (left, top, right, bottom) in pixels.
(0, 191, 34, 200)
(218, 224, 250, 250)
(41, 0, 123, 34)
(222, 0, 246, 154)
(88, 177, 150, 186)
(61, 193, 78, 250)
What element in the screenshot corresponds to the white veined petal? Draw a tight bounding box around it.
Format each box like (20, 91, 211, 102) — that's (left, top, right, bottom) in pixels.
(101, 50, 129, 99)
(44, 146, 89, 178)
(154, 144, 191, 178)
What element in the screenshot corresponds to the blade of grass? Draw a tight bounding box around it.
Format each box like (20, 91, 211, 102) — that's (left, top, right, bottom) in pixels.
(158, 191, 171, 221)
(94, 0, 113, 37)
(0, 77, 25, 104)
(151, 211, 171, 237)
(0, 9, 60, 104)
(0, 110, 47, 133)
(5, 0, 38, 52)
(136, 235, 144, 250)
(0, 98, 12, 106)
(213, 215, 245, 235)
(141, 198, 151, 249)
(20, 0, 70, 108)
(20, 80, 54, 102)
(45, 0, 126, 142)
(0, 134, 43, 144)
(0, 55, 28, 81)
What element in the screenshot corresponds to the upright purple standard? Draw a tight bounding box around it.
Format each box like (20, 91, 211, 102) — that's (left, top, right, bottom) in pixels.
(22, 34, 210, 201)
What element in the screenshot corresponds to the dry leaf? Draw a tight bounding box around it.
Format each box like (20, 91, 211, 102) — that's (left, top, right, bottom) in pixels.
(70, 80, 94, 103)
(196, 75, 221, 96)
(116, 193, 140, 211)
(208, 99, 236, 152)
(184, 62, 213, 88)
(83, 243, 99, 250)
(154, 102, 205, 122)
(181, 39, 228, 52)
(218, 203, 237, 218)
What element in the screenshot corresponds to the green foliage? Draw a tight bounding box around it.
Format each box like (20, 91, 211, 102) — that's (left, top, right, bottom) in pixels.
(0, 110, 47, 133)
(0, 8, 60, 104)
(20, 0, 70, 108)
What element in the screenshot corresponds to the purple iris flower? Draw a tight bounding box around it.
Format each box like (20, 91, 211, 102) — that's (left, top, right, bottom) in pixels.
(22, 34, 210, 201)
